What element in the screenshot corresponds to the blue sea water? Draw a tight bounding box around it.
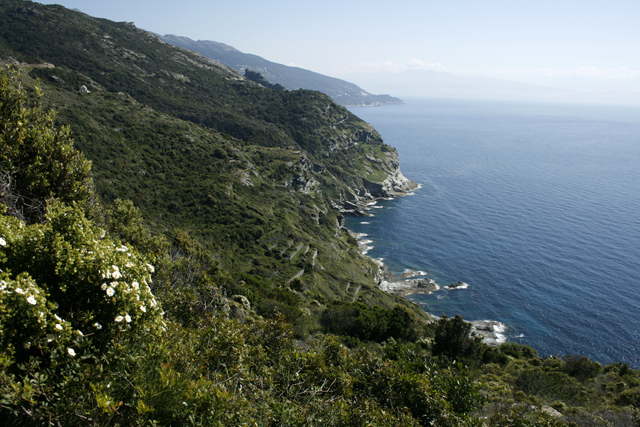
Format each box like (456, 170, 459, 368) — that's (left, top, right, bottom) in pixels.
(346, 97, 640, 367)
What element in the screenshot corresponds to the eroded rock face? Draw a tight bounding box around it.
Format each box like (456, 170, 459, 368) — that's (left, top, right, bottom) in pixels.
(362, 169, 417, 198)
(283, 139, 418, 217)
(332, 159, 418, 216)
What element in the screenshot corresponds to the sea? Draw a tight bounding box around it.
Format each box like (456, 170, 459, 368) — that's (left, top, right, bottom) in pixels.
(346, 97, 640, 367)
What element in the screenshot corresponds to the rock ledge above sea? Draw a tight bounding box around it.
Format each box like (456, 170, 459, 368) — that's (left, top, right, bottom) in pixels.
(471, 320, 506, 347)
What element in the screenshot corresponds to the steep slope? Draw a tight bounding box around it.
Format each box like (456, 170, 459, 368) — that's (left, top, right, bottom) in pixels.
(159, 34, 404, 107)
(0, 0, 418, 319)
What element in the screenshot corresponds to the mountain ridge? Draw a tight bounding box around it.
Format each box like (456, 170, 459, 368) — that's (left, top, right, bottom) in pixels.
(160, 34, 404, 107)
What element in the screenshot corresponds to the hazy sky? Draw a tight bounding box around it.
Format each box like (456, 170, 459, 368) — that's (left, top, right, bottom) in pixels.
(39, 0, 640, 93)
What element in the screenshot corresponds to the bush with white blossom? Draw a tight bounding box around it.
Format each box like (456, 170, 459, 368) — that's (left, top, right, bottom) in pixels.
(0, 201, 164, 363)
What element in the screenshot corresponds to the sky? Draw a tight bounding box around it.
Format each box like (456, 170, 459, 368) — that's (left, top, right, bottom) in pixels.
(38, 0, 640, 95)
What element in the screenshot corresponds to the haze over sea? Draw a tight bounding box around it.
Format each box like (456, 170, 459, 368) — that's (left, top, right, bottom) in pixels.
(347, 97, 640, 367)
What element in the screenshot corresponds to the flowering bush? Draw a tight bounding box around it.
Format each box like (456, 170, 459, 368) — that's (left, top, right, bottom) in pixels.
(0, 201, 164, 364)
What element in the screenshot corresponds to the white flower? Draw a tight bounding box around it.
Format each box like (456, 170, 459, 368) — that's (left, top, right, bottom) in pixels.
(115, 315, 124, 322)
(0, 237, 6, 246)
(27, 295, 37, 305)
(117, 245, 128, 252)
(112, 270, 122, 279)
(100, 230, 106, 238)
(15, 288, 25, 294)
(140, 306, 146, 313)
(106, 287, 115, 297)
(39, 311, 44, 317)
(67, 348, 76, 357)
(55, 324, 63, 331)
(77, 330, 84, 337)
(46, 334, 54, 343)
(132, 282, 139, 290)
(54, 314, 63, 322)
(110, 281, 119, 287)
(125, 314, 131, 323)
(126, 261, 134, 268)
(23, 341, 31, 350)
(101, 283, 108, 290)
(94, 322, 102, 330)
(146, 263, 155, 273)
(0, 280, 6, 291)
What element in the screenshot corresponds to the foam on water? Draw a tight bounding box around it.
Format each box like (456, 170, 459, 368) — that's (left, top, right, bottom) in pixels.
(447, 282, 469, 290)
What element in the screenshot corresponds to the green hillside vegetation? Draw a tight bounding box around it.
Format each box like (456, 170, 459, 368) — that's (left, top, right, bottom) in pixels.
(1, 1, 640, 425)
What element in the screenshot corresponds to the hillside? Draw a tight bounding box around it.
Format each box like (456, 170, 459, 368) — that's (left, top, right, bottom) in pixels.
(0, 0, 420, 313)
(2, 1, 640, 426)
(159, 34, 404, 107)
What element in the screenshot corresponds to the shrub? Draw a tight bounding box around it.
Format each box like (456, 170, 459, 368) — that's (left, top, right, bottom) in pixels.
(0, 66, 93, 224)
(432, 314, 484, 362)
(562, 355, 602, 382)
(0, 202, 165, 423)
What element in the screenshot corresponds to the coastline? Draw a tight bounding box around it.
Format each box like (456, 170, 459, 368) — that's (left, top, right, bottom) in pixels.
(347, 185, 508, 347)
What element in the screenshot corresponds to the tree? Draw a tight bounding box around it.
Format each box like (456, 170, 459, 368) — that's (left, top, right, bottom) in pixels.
(0, 66, 93, 223)
(432, 314, 483, 362)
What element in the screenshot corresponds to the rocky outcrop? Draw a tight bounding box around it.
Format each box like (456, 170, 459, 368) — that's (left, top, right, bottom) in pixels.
(332, 167, 418, 215)
(470, 320, 507, 347)
(379, 278, 439, 297)
(362, 168, 417, 198)
(447, 281, 469, 290)
(285, 141, 418, 216)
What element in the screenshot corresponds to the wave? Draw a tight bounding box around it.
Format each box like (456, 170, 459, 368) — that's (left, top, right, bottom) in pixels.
(401, 269, 428, 278)
(361, 245, 374, 255)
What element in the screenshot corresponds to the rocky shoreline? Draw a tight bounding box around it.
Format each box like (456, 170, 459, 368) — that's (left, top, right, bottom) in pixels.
(470, 320, 507, 347)
(334, 168, 419, 216)
(374, 264, 440, 297)
(350, 210, 508, 347)
(373, 263, 507, 346)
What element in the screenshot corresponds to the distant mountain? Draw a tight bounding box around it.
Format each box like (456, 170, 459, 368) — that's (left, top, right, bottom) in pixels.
(160, 34, 403, 107)
(342, 69, 640, 104)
